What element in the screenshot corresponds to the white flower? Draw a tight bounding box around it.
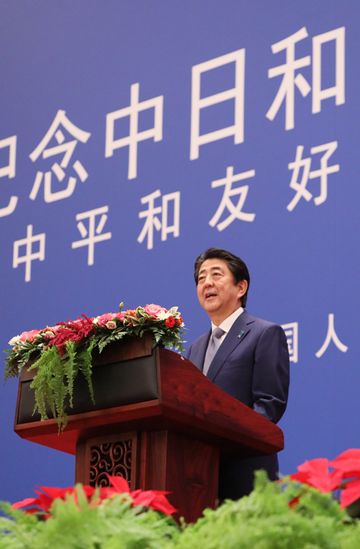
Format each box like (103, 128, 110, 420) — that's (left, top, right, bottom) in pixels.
(8, 335, 21, 346)
(105, 320, 117, 330)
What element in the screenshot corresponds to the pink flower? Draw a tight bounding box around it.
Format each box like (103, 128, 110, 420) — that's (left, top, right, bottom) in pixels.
(19, 329, 40, 343)
(144, 304, 167, 318)
(115, 312, 125, 321)
(95, 313, 116, 327)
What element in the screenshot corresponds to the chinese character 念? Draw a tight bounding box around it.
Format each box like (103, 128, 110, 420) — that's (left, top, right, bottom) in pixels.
(29, 110, 91, 203)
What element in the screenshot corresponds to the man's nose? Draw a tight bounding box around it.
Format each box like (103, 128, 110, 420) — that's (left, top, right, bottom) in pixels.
(203, 274, 214, 286)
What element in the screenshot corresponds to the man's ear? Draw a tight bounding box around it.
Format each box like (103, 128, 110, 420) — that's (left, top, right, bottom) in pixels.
(237, 279, 248, 301)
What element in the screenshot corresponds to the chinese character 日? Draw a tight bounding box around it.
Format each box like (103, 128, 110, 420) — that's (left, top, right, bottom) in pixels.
(190, 49, 245, 160)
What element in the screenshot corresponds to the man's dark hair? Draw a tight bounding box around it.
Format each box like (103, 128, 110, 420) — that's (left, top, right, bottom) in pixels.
(194, 248, 250, 307)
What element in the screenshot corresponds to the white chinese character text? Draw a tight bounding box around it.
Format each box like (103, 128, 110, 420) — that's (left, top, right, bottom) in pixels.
(71, 206, 112, 265)
(29, 110, 91, 203)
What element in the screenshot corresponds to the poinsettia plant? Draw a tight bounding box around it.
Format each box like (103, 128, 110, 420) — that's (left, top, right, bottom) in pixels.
(5, 302, 185, 429)
(12, 475, 176, 518)
(286, 448, 360, 512)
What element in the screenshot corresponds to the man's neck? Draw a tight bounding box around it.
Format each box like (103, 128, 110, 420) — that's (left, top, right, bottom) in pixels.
(211, 306, 244, 328)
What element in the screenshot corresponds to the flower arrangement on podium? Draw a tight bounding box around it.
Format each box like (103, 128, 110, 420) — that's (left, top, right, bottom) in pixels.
(5, 303, 185, 429)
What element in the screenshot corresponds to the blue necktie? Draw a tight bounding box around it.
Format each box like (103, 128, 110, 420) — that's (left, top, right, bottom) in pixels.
(203, 327, 225, 376)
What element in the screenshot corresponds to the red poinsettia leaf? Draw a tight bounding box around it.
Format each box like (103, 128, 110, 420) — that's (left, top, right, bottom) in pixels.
(298, 458, 331, 475)
(340, 479, 360, 508)
(81, 485, 96, 498)
(131, 490, 176, 515)
(131, 491, 155, 507)
(291, 459, 342, 492)
(334, 449, 360, 462)
(290, 471, 311, 483)
(39, 486, 75, 499)
(331, 460, 360, 477)
(107, 475, 130, 494)
(12, 497, 40, 510)
(146, 494, 177, 515)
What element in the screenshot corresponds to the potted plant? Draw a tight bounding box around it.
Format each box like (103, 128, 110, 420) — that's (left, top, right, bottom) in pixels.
(5, 303, 185, 430)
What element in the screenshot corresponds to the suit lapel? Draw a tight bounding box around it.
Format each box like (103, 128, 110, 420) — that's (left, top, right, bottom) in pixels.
(190, 331, 211, 371)
(207, 311, 254, 381)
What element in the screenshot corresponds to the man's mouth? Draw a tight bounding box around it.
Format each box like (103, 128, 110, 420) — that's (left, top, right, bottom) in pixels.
(205, 291, 217, 299)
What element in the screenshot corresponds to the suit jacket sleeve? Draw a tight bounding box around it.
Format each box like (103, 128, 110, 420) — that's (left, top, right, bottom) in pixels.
(252, 323, 289, 423)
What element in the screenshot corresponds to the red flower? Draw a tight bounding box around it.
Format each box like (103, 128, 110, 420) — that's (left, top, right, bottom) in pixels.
(290, 458, 342, 492)
(47, 315, 95, 354)
(103, 476, 176, 515)
(165, 316, 176, 328)
(331, 449, 360, 508)
(12, 475, 176, 518)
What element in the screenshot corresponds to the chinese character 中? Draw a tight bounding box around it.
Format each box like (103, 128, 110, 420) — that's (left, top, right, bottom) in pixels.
(287, 141, 339, 211)
(13, 224, 46, 282)
(190, 49, 245, 160)
(29, 110, 91, 203)
(0, 135, 18, 217)
(282, 322, 299, 363)
(266, 26, 345, 130)
(209, 165, 256, 231)
(105, 83, 163, 180)
(137, 189, 180, 250)
(71, 206, 112, 265)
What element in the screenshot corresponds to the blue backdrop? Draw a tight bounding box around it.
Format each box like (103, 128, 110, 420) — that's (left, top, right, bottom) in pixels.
(1, 1, 359, 503)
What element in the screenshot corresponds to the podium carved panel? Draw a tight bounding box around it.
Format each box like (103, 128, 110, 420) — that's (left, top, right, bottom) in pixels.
(77, 432, 138, 488)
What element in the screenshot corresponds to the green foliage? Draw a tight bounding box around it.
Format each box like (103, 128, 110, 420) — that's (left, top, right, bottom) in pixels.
(76, 339, 96, 405)
(4, 344, 39, 379)
(29, 346, 64, 422)
(0, 488, 179, 549)
(0, 503, 42, 549)
(29, 343, 95, 430)
(173, 472, 360, 549)
(2, 475, 360, 548)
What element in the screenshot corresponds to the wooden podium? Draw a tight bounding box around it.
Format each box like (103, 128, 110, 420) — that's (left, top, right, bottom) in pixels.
(14, 338, 284, 521)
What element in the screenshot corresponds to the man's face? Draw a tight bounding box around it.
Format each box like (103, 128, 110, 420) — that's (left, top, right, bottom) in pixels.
(196, 258, 248, 324)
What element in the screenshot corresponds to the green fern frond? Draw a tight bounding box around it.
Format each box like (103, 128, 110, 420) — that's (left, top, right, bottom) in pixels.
(77, 339, 96, 404)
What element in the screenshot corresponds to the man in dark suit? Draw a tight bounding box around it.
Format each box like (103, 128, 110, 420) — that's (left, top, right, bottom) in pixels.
(187, 248, 290, 500)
